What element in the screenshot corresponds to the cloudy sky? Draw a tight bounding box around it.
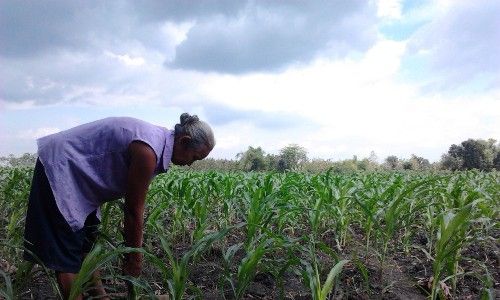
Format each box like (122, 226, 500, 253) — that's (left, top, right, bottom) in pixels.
(1, 0, 499, 162)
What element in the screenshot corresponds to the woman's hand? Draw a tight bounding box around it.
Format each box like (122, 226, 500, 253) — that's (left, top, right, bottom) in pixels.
(122, 252, 143, 298)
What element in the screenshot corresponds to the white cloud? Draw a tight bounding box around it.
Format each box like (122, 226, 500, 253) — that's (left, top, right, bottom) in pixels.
(200, 39, 408, 117)
(198, 38, 499, 161)
(407, 0, 500, 90)
(18, 127, 61, 140)
(105, 51, 145, 67)
(160, 21, 193, 46)
(2, 100, 37, 110)
(377, 0, 402, 19)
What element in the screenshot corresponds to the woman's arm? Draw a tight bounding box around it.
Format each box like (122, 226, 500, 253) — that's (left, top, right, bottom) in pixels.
(122, 141, 156, 277)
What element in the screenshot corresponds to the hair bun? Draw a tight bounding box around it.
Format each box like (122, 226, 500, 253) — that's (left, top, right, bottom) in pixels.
(180, 113, 199, 125)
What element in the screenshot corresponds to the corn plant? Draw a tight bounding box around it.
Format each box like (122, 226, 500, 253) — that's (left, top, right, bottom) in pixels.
(0, 243, 59, 299)
(429, 201, 477, 300)
(242, 187, 278, 249)
(68, 244, 147, 300)
(149, 224, 234, 300)
(376, 177, 433, 273)
(220, 241, 243, 297)
(299, 250, 349, 300)
(331, 177, 356, 249)
(0, 167, 32, 261)
(353, 173, 388, 249)
(0, 270, 13, 300)
(234, 237, 275, 299)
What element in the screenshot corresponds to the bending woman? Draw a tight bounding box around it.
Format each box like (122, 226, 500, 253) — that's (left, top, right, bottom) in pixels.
(23, 113, 215, 299)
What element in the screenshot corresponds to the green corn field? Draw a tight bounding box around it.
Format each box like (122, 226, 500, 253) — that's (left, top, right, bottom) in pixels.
(1, 166, 499, 299)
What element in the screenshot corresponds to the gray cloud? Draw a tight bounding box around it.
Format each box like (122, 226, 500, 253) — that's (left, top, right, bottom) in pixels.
(0, 1, 123, 57)
(0, 0, 378, 104)
(167, 1, 378, 73)
(2, 54, 103, 103)
(407, 0, 500, 90)
(1, 1, 80, 57)
(1, 0, 377, 68)
(0, 1, 174, 58)
(131, 0, 245, 23)
(203, 103, 316, 130)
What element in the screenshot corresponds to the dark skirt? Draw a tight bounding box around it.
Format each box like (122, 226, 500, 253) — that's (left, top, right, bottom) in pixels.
(23, 159, 100, 273)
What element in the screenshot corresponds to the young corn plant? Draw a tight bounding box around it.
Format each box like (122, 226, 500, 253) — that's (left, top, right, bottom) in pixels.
(187, 192, 211, 243)
(218, 174, 245, 228)
(1, 167, 32, 259)
(298, 244, 349, 300)
(220, 242, 243, 297)
(429, 201, 477, 300)
(377, 177, 433, 275)
(145, 181, 173, 228)
(299, 181, 350, 300)
(149, 224, 234, 300)
(275, 172, 308, 236)
(331, 177, 356, 250)
(68, 244, 148, 300)
(310, 173, 334, 238)
(0, 243, 60, 299)
(0, 270, 13, 300)
(166, 173, 197, 242)
(234, 237, 275, 299)
(423, 203, 439, 256)
(353, 173, 388, 250)
(243, 188, 278, 249)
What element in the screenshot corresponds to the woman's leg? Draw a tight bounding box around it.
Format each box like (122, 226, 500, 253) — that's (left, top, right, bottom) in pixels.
(82, 211, 109, 299)
(56, 272, 82, 300)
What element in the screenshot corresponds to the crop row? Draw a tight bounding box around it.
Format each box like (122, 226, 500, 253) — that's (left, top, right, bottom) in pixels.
(1, 167, 499, 299)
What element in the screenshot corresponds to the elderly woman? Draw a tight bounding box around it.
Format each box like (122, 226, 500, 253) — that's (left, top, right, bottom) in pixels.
(23, 113, 214, 299)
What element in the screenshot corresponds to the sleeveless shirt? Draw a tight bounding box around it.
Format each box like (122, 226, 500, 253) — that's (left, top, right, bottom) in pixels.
(37, 117, 175, 231)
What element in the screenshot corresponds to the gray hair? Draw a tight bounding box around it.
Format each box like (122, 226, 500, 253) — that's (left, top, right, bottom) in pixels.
(174, 113, 215, 149)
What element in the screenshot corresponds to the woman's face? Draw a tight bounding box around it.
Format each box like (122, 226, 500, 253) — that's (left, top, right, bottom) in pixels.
(171, 136, 212, 166)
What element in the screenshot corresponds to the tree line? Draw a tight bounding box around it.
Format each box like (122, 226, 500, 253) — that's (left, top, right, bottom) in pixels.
(192, 138, 500, 172)
(1, 138, 499, 172)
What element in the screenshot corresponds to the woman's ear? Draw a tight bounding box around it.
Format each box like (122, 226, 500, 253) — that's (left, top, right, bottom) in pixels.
(180, 135, 192, 147)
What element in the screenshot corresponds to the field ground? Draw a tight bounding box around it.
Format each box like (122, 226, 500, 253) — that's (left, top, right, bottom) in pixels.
(1, 168, 499, 299)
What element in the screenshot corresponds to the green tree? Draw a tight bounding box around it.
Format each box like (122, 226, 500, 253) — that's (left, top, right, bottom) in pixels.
(440, 139, 498, 171)
(461, 139, 493, 170)
(384, 155, 400, 170)
(494, 152, 500, 170)
(441, 144, 464, 171)
(265, 154, 279, 170)
(408, 154, 430, 170)
(357, 158, 372, 171)
(236, 146, 267, 171)
(276, 144, 308, 171)
(402, 160, 414, 170)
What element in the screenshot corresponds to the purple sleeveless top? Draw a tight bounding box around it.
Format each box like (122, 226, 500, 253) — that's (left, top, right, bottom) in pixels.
(37, 117, 175, 231)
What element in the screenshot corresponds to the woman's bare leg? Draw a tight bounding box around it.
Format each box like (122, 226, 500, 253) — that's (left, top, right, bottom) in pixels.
(56, 269, 109, 300)
(88, 269, 109, 299)
(56, 272, 82, 300)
